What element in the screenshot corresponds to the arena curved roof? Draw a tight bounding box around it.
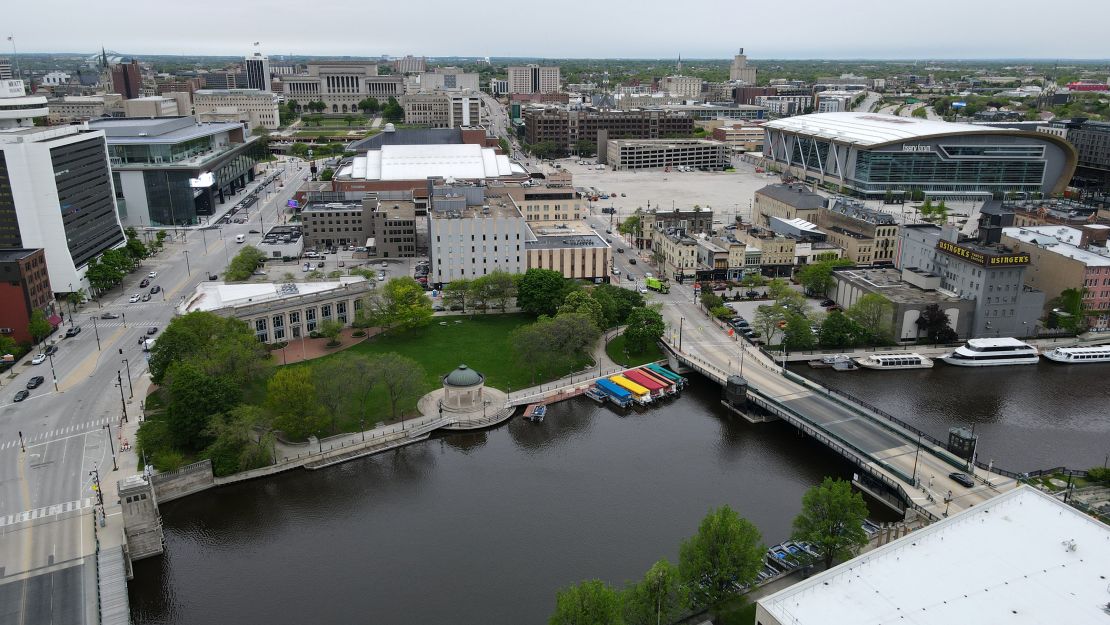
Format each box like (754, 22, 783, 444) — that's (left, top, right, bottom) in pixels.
(763, 112, 1042, 147)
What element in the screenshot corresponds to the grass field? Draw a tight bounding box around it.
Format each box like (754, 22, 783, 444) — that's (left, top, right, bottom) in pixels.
(302, 116, 370, 126)
(604, 334, 664, 367)
(293, 129, 376, 139)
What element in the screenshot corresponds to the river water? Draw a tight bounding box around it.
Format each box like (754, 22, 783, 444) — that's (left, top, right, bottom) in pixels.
(129, 379, 869, 625)
(129, 363, 1107, 624)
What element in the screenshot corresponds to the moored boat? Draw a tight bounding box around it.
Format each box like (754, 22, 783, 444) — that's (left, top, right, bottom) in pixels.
(1044, 345, 1110, 363)
(940, 338, 1039, 367)
(854, 352, 934, 370)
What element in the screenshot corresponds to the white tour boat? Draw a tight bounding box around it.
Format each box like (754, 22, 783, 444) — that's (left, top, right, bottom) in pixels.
(1043, 345, 1110, 364)
(940, 337, 1040, 367)
(854, 352, 934, 370)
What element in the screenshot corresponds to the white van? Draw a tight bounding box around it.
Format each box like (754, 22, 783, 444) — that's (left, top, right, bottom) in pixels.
(235, 234, 245, 243)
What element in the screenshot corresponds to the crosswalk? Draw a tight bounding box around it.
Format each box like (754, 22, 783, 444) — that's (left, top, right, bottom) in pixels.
(0, 498, 95, 528)
(0, 417, 114, 450)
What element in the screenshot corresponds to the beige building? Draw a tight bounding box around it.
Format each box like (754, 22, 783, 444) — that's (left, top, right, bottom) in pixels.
(816, 199, 899, 265)
(122, 96, 178, 118)
(507, 65, 561, 94)
(47, 94, 123, 123)
(402, 90, 481, 128)
(179, 278, 374, 343)
(753, 183, 825, 229)
(710, 123, 764, 152)
(1002, 225, 1110, 328)
(653, 228, 700, 280)
(193, 88, 281, 129)
(409, 68, 481, 93)
(495, 185, 585, 223)
(661, 75, 703, 98)
(742, 228, 796, 276)
(301, 195, 419, 257)
(729, 48, 757, 83)
(634, 208, 714, 250)
(281, 62, 403, 113)
(526, 222, 611, 282)
(606, 139, 730, 171)
(429, 203, 529, 283)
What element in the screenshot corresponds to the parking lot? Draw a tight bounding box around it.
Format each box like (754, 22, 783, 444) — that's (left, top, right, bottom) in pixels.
(253, 249, 426, 286)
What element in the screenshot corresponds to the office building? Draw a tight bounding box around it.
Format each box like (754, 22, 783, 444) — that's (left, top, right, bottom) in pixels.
(156, 77, 203, 95)
(753, 183, 825, 228)
(193, 88, 281, 129)
(606, 139, 730, 171)
(122, 96, 178, 118)
(507, 65, 560, 94)
(633, 208, 714, 250)
(244, 53, 271, 92)
(488, 78, 508, 96)
(728, 48, 756, 83)
(661, 75, 702, 98)
(256, 225, 304, 260)
(111, 60, 142, 99)
(523, 107, 695, 155)
(200, 71, 244, 90)
(653, 227, 701, 281)
(393, 55, 426, 74)
(814, 90, 857, 113)
(411, 68, 480, 93)
(48, 94, 124, 123)
(763, 112, 1077, 199)
(897, 224, 1044, 337)
(526, 222, 611, 282)
(659, 103, 766, 121)
(1002, 225, 1110, 329)
(831, 266, 975, 340)
(41, 72, 71, 87)
(300, 194, 418, 257)
(0, 59, 11, 80)
(757, 487, 1110, 625)
(754, 94, 810, 116)
(0, 80, 126, 290)
(816, 198, 899, 265)
(90, 116, 264, 227)
(710, 123, 764, 152)
(428, 201, 528, 283)
(281, 62, 403, 113)
(179, 278, 374, 342)
(1041, 118, 1110, 189)
(0, 248, 56, 344)
(402, 91, 481, 128)
(497, 185, 585, 224)
(741, 228, 796, 277)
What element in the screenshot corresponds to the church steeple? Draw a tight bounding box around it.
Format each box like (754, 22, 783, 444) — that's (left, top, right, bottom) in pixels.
(677, 54, 682, 74)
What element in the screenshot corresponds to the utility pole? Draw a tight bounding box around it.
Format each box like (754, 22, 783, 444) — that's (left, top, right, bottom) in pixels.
(183, 249, 191, 276)
(103, 423, 117, 471)
(116, 370, 127, 418)
(119, 350, 133, 399)
(90, 316, 101, 350)
(47, 352, 58, 391)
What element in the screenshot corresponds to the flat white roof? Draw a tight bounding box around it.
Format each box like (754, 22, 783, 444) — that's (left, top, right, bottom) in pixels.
(181, 279, 367, 313)
(763, 112, 1031, 147)
(1004, 227, 1110, 266)
(966, 337, 1032, 348)
(759, 487, 1110, 625)
(348, 144, 515, 181)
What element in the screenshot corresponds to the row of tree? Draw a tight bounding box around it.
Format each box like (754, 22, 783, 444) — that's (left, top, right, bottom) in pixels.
(549, 478, 870, 625)
(224, 245, 268, 281)
(85, 227, 166, 297)
(441, 271, 518, 313)
(304, 96, 403, 122)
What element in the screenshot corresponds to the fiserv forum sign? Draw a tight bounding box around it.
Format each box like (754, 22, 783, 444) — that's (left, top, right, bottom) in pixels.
(936, 240, 1030, 267)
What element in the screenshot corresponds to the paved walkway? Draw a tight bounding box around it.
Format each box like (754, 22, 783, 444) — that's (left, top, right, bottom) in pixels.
(269, 327, 378, 365)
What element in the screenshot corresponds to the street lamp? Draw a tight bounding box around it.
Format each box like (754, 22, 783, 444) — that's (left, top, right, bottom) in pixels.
(119, 349, 133, 399)
(183, 249, 191, 276)
(103, 423, 118, 471)
(47, 352, 59, 392)
(89, 315, 102, 350)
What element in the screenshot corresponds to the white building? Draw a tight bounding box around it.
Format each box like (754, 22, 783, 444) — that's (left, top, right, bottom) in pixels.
(488, 78, 508, 96)
(757, 487, 1110, 625)
(193, 88, 281, 129)
(402, 90, 481, 128)
(0, 80, 126, 290)
(342, 143, 518, 183)
(244, 53, 271, 92)
(41, 71, 71, 86)
(428, 203, 528, 283)
(507, 65, 560, 94)
(409, 68, 480, 93)
(815, 90, 858, 113)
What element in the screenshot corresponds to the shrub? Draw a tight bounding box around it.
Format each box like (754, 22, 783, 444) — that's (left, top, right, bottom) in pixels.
(1087, 467, 1110, 484)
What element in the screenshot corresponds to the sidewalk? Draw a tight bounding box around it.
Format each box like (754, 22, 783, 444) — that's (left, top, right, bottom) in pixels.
(269, 327, 378, 365)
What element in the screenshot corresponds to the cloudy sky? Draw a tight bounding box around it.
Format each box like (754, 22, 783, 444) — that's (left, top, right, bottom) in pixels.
(8, 0, 1109, 59)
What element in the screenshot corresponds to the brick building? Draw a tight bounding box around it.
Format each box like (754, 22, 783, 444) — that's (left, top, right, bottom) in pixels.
(523, 107, 695, 155)
(0, 249, 55, 344)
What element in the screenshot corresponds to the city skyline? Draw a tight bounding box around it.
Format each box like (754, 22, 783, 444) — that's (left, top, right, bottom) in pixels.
(7, 0, 1110, 60)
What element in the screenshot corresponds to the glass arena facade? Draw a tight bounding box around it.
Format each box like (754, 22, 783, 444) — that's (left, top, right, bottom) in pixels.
(762, 112, 1077, 199)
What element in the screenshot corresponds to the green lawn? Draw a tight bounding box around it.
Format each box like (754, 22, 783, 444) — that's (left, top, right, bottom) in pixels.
(303, 116, 370, 126)
(604, 333, 664, 368)
(293, 129, 375, 138)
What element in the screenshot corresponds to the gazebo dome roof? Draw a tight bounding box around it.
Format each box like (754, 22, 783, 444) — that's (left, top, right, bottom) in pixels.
(443, 364, 484, 387)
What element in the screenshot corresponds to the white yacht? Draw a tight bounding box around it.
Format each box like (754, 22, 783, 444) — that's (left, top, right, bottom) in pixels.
(940, 338, 1040, 367)
(854, 352, 934, 370)
(1043, 345, 1110, 364)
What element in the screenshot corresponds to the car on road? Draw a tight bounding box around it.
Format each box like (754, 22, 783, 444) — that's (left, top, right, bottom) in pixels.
(31, 353, 46, 365)
(26, 376, 44, 389)
(150, 285, 161, 294)
(44, 345, 58, 356)
(638, 287, 648, 294)
(208, 273, 219, 281)
(381, 261, 388, 268)
(146, 327, 158, 335)
(949, 472, 975, 488)
(141, 293, 152, 302)
(249, 229, 260, 234)
(100, 312, 119, 319)
(605, 229, 612, 234)
(140, 278, 150, 288)
(13, 390, 29, 402)
(65, 326, 81, 337)
(629, 258, 637, 265)
(377, 274, 386, 281)
(148, 271, 157, 278)
(627, 274, 635, 280)
(432, 305, 445, 312)
(616, 248, 624, 254)
(129, 294, 141, 303)
(612, 268, 621, 275)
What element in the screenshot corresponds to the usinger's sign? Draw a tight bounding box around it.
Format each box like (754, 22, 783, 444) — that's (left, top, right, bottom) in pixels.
(936, 240, 1029, 267)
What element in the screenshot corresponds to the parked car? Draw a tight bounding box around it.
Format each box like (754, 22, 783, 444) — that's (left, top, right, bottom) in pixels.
(432, 305, 445, 312)
(208, 274, 219, 281)
(820, 299, 836, 307)
(146, 327, 158, 336)
(31, 353, 46, 365)
(249, 229, 260, 234)
(949, 472, 975, 488)
(150, 285, 161, 294)
(629, 258, 637, 265)
(100, 312, 119, 319)
(129, 294, 141, 303)
(13, 389, 29, 402)
(44, 345, 58, 356)
(26, 376, 44, 389)
(381, 261, 388, 268)
(148, 271, 157, 278)
(605, 229, 613, 234)
(141, 293, 152, 302)
(616, 248, 624, 254)
(377, 274, 386, 281)
(65, 326, 81, 338)
(139, 279, 150, 288)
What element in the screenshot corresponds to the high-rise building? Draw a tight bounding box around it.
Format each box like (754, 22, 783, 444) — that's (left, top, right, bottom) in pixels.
(523, 106, 695, 154)
(244, 53, 272, 92)
(111, 59, 142, 99)
(729, 48, 757, 84)
(0, 80, 126, 290)
(507, 65, 561, 94)
(402, 91, 481, 128)
(0, 59, 12, 80)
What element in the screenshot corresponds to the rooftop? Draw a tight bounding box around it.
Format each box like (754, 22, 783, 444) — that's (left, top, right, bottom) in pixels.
(763, 111, 1044, 147)
(826, 198, 898, 225)
(343, 144, 520, 181)
(347, 127, 463, 152)
(180, 278, 368, 313)
(759, 487, 1110, 625)
(756, 183, 826, 210)
(89, 116, 245, 144)
(0, 248, 41, 263)
(835, 268, 962, 304)
(1003, 227, 1110, 266)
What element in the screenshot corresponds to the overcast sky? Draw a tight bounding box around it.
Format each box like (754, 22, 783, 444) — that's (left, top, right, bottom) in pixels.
(8, 0, 1109, 60)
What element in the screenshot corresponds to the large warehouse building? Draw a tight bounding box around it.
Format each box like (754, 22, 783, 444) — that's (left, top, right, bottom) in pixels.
(762, 112, 1076, 200)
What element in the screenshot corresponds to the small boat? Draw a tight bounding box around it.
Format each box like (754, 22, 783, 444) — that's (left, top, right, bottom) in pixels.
(584, 387, 607, 403)
(809, 354, 851, 369)
(831, 359, 859, 371)
(940, 338, 1039, 367)
(1044, 345, 1110, 364)
(523, 404, 546, 422)
(854, 352, 934, 370)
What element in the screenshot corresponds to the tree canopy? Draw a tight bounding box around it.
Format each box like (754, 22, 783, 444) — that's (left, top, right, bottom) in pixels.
(149, 311, 267, 385)
(678, 505, 765, 608)
(549, 579, 623, 625)
(622, 307, 665, 355)
(846, 293, 894, 344)
(795, 259, 853, 296)
(225, 245, 268, 281)
(792, 478, 870, 570)
(621, 559, 685, 625)
(517, 269, 573, 317)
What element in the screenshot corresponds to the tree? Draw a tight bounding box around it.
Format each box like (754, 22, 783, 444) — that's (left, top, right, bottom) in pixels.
(574, 139, 597, 156)
(374, 353, 426, 420)
(349, 354, 382, 430)
(382, 96, 404, 122)
(549, 579, 623, 625)
(318, 319, 344, 346)
(125, 236, 148, 264)
(266, 367, 328, 441)
(149, 311, 265, 385)
(621, 559, 684, 625)
(767, 278, 806, 314)
(919, 198, 935, 221)
(27, 309, 53, 345)
(357, 97, 380, 114)
(792, 477, 870, 570)
(618, 214, 641, 236)
(517, 268, 572, 317)
(1049, 287, 1086, 333)
(66, 288, 88, 316)
(498, 136, 511, 154)
(225, 245, 267, 281)
(484, 270, 517, 311)
(818, 311, 865, 348)
(846, 293, 894, 343)
(678, 505, 765, 608)
(559, 290, 605, 329)
(700, 292, 724, 311)
(442, 278, 471, 311)
(591, 284, 644, 328)
(623, 307, 665, 355)
(753, 303, 786, 344)
(320, 167, 335, 182)
(154, 230, 168, 250)
(313, 357, 356, 433)
(343, 115, 355, 127)
(511, 313, 599, 383)
(164, 361, 241, 451)
(915, 303, 957, 343)
(369, 277, 433, 332)
(783, 312, 815, 351)
(795, 259, 852, 297)
(203, 404, 274, 476)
